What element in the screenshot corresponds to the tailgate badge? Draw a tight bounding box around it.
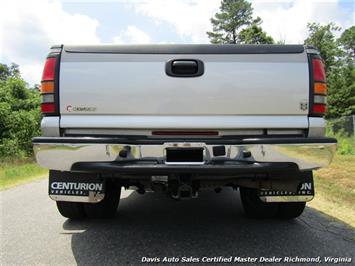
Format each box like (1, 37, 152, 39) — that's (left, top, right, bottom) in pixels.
(300, 101, 308, 111)
(66, 105, 97, 112)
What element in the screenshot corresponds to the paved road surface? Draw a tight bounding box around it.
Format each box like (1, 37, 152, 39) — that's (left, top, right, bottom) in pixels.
(1, 179, 354, 265)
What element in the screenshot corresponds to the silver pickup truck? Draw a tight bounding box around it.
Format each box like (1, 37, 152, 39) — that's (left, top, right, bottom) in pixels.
(33, 44, 336, 220)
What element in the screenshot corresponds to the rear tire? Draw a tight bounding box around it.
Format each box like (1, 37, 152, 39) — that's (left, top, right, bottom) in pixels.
(56, 201, 86, 220)
(278, 202, 306, 219)
(84, 182, 121, 218)
(240, 187, 278, 219)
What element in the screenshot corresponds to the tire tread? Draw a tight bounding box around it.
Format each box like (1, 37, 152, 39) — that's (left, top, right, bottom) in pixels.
(56, 201, 85, 219)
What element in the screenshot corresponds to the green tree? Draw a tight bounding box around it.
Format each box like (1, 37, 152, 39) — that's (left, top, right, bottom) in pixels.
(304, 23, 354, 118)
(239, 18, 274, 44)
(304, 23, 342, 73)
(338, 26, 355, 55)
(327, 66, 355, 118)
(0, 63, 20, 81)
(0, 63, 41, 159)
(207, 0, 273, 44)
(334, 26, 355, 117)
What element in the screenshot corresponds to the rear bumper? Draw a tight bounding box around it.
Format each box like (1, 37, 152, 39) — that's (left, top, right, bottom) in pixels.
(33, 137, 336, 172)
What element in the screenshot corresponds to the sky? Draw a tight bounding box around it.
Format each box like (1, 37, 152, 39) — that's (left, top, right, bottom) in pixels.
(0, 0, 354, 85)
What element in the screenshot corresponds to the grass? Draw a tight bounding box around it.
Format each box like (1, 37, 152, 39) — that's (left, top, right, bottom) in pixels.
(0, 160, 48, 190)
(308, 154, 355, 227)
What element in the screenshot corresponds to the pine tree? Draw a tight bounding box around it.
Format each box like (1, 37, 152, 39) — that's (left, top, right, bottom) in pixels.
(207, 0, 273, 44)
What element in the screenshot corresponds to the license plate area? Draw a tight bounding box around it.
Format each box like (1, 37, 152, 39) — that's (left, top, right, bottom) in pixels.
(165, 147, 204, 164)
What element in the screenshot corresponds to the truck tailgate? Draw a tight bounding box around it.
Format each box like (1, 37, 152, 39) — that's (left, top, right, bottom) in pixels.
(59, 45, 309, 130)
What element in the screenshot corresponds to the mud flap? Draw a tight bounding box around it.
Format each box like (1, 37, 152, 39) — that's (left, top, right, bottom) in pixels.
(258, 173, 314, 203)
(49, 170, 105, 203)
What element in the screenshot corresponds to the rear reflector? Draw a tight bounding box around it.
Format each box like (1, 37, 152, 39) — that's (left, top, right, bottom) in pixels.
(314, 82, 327, 95)
(41, 103, 55, 113)
(41, 81, 55, 93)
(42, 57, 57, 81)
(312, 58, 326, 82)
(312, 104, 326, 114)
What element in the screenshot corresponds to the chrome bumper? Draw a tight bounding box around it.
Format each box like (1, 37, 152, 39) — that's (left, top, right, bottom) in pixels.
(33, 137, 336, 172)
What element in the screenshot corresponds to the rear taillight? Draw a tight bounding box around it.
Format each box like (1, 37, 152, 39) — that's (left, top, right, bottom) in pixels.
(310, 57, 327, 116)
(40, 57, 57, 115)
(312, 58, 326, 82)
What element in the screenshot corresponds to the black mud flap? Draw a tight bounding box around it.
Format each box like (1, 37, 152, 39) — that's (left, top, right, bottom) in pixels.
(49, 170, 105, 203)
(258, 173, 314, 203)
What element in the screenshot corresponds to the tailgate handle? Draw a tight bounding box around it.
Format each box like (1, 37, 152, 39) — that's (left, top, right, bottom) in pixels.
(166, 59, 204, 77)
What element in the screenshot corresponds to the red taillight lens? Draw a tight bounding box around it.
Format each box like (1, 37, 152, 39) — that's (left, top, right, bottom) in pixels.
(41, 103, 56, 113)
(42, 57, 57, 81)
(312, 58, 326, 82)
(312, 104, 326, 114)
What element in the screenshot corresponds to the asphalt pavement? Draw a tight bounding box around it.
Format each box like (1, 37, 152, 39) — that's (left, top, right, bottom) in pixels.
(1, 179, 354, 265)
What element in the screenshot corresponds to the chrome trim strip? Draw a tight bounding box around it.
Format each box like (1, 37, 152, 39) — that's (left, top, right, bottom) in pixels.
(49, 192, 105, 203)
(33, 141, 336, 171)
(260, 195, 314, 202)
